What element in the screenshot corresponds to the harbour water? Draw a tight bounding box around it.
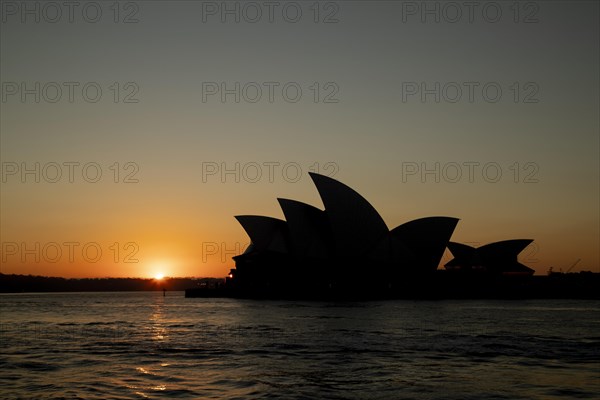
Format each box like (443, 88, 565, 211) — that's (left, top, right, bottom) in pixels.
(1, 292, 599, 399)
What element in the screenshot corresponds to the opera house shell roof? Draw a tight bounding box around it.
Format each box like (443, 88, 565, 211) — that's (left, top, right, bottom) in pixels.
(230, 173, 535, 293)
(444, 240, 535, 275)
(232, 173, 455, 285)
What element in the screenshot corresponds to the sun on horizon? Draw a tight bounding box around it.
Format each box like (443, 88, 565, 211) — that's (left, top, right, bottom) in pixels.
(154, 273, 165, 280)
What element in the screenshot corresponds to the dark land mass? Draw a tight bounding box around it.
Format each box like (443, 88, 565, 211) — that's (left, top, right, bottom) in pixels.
(0, 274, 223, 293)
(186, 271, 600, 300)
(2, 272, 598, 299)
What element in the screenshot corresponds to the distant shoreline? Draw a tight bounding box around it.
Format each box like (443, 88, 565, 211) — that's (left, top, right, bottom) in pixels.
(3, 273, 599, 299)
(0, 274, 223, 293)
(0, 290, 186, 294)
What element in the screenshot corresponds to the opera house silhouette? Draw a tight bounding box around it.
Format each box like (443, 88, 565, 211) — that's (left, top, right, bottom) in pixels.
(445, 240, 534, 275)
(221, 172, 535, 299)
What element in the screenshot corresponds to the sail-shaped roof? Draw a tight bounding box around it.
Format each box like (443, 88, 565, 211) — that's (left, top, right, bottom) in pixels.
(277, 198, 332, 258)
(390, 217, 459, 271)
(309, 172, 388, 255)
(445, 239, 534, 274)
(234, 215, 290, 254)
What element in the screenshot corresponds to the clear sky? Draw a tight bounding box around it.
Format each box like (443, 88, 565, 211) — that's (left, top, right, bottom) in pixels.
(1, 1, 598, 278)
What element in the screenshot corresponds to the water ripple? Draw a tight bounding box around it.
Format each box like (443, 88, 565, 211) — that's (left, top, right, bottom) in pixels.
(1, 293, 598, 399)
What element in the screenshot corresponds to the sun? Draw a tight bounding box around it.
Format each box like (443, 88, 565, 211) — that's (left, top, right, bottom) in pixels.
(149, 260, 172, 280)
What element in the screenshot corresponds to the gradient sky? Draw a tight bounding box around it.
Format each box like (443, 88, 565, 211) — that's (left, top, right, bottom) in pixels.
(1, 0, 598, 278)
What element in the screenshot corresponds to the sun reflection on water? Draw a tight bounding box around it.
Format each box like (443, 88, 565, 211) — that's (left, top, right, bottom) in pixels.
(150, 297, 168, 342)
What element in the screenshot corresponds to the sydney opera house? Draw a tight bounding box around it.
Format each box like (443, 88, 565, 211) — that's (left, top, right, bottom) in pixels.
(222, 173, 535, 299)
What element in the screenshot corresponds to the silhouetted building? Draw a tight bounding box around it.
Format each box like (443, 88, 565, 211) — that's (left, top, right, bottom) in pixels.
(231, 173, 462, 292)
(444, 240, 535, 276)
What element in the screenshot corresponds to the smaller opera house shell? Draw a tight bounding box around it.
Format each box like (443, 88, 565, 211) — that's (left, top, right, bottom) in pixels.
(229, 173, 534, 295)
(444, 240, 535, 275)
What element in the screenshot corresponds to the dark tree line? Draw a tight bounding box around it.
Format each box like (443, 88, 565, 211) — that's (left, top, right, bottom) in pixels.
(0, 274, 224, 293)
